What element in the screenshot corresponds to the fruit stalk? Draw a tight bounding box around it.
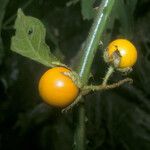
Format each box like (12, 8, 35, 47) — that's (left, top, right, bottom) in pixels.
(74, 0, 116, 149)
(102, 66, 114, 85)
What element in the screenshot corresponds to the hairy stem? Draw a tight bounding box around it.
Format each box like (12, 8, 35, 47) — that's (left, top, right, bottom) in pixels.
(62, 78, 132, 113)
(74, 0, 116, 150)
(102, 66, 114, 85)
(83, 78, 133, 93)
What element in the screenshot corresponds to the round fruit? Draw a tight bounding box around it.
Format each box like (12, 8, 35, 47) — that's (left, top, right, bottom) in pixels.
(38, 67, 79, 107)
(107, 39, 137, 68)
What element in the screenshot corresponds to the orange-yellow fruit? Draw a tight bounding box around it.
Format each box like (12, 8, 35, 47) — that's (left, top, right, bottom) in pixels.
(38, 67, 79, 107)
(107, 39, 137, 68)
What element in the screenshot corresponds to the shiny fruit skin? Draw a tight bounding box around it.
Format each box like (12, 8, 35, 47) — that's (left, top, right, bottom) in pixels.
(38, 67, 79, 107)
(107, 39, 137, 68)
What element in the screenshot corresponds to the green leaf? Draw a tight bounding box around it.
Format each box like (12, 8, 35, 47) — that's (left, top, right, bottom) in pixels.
(115, 0, 137, 38)
(66, 0, 79, 7)
(11, 9, 62, 67)
(81, 0, 95, 20)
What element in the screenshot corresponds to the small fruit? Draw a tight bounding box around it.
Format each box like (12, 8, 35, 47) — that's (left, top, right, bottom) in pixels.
(38, 67, 79, 107)
(106, 39, 137, 69)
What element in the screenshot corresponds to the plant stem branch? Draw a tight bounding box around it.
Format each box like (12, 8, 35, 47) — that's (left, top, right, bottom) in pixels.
(62, 78, 132, 112)
(74, 102, 85, 150)
(83, 78, 133, 93)
(102, 66, 114, 85)
(74, 0, 116, 150)
(62, 94, 82, 113)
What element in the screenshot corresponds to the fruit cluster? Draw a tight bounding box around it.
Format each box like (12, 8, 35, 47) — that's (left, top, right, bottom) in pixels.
(39, 39, 137, 108)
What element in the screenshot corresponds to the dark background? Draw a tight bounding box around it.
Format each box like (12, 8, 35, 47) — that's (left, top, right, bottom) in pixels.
(0, 0, 150, 150)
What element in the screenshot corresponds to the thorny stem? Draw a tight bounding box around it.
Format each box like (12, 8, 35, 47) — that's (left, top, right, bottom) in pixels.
(102, 66, 114, 85)
(74, 0, 116, 150)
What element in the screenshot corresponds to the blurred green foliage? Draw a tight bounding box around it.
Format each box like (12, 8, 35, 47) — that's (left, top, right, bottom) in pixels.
(0, 0, 150, 150)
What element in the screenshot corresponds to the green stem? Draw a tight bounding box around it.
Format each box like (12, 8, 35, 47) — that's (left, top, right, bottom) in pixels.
(74, 0, 116, 150)
(102, 66, 114, 85)
(74, 102, 85, 150)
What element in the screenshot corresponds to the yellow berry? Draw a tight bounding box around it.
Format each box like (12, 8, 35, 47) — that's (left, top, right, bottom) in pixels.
(38, 67, 79, 107)
(107, 39, 137, 68)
